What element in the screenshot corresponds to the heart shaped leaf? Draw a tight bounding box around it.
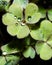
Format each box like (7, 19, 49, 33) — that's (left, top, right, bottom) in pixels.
(2, 13, 17, 25)
(30, 29, 44, 40)
(8, 3, 23, 20)
(40, 43, 52, 60)
(16, 24, 30, 39)
(26, 12, 41, 24)
(7, 24, 18, 36)
(40, 20, 52, 41)
(35, 41, 43, 55)
(23, 46, 35, 59)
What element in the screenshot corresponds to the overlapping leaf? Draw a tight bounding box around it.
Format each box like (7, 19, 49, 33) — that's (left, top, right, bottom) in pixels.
(30, 20, 52, 41)
(2, 3, 41, 39)
(32, 20, 52, 60)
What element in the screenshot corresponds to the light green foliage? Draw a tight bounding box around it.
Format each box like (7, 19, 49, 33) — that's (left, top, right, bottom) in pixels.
(1, 0, 52, 61)
(23, 46, 35, 59)
(30, 29, 43, 40)
(13, 0, 29, 9)
(35, 41, 52, 60)
(2, 3, 41, 39)
(40, 43, 52, 60)
(40, 20, 52, 41)
(16, 24, 30, 39)
(7, 23, 30, 38)
(30, 20, 52, 41)
(30, 20, 52, 60)
(7, 24, 18, 36)
(35, 41, 43, 55)
(2, 13, 17, 25)
(25, 3, 41, 24)
(48, 9, 52, 21)
(8, 3, 23, 20)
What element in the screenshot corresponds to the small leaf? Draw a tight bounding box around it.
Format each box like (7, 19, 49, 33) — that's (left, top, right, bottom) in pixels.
(2, 13, 17, 25)
(40, 43, 52, 60)
(23, 47, 31, 58)
(26, 12, 41, 24)
(35, 41, 43, 55)
(8, 3, 23, 20)
(48, 9, 52, 21)
(1, 43, 19, 54)
(13, 0, 29, 9)
(40, 20, 52, 41)
(16, 24, 30, 39)
(30, 29, 44, 40)
(7, 24, 18, 36)
(23, 46, 35, 59)
(30, 47, 35, 59)
(25, 3, 38, 22)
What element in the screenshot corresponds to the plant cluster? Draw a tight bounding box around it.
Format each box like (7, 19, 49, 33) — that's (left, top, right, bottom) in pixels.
(0, 0, 52, 65)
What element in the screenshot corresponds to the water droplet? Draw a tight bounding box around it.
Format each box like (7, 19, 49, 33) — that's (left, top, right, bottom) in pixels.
(2, 52, 7, 55)
(28, 16, 31, 22)
(17, 18, 21, 22)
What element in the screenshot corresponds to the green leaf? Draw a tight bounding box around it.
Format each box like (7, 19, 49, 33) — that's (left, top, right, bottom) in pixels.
(39, 7, 46, 18)
(1, 43, 19, 55)
(23, 46, 35, 59)
(2, 13, 17, 25)
(26, 12, 41, 24)
(25, 3, 38, 15)
(40, 43, 52, 60)
(48, 9, 52, 21)
(35, 41, 43, 55)
(16, 24, 30, 39)
(13, 0, 29, 9)
(0, 56, 6, 65)
(7, 24, 18, 36)
(23, 46, 31, 58)
(25, 3, 38, 22)
(40, 20, 52, 41)
(30, 29, 44, 40)
(30, 47, 35, 59)
(7, 23, 30, 38)
(8, 3, 23, 20)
